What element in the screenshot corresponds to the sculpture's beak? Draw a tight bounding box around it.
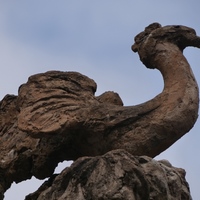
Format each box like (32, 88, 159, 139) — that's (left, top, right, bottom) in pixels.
(184, 33, 200, 49)
(192, 35, 200, 48)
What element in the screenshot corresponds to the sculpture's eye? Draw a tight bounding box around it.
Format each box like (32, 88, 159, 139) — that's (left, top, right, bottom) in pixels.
(184, 29, 196, 35)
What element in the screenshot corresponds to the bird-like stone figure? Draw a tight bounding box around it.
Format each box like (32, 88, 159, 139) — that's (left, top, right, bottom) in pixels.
(0, 23, 199, 197)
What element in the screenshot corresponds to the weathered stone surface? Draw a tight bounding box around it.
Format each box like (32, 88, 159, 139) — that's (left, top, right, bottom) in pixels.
(25, 150, 192, 200)
(0, 23, 199, 198)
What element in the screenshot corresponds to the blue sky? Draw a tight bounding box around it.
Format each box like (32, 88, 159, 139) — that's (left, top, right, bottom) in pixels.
(1, 1, 200, 199)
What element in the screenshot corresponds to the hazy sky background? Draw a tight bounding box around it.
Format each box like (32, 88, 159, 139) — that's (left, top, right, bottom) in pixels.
(1, 1, 200, 199)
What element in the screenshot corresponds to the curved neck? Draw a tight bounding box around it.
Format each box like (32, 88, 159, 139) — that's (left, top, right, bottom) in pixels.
(126, 42, 199, 157)
(151, 42, 199, 136)
(155, 43, 195, 91)
(154, 43, 198, 106)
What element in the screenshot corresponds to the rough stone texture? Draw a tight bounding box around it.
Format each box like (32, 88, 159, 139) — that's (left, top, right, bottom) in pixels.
(25, 150, 192, 200)
(0, 23, 199, 199)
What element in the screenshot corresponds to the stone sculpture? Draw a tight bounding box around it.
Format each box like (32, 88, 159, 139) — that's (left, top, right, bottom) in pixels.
(0, 23, 199, 199)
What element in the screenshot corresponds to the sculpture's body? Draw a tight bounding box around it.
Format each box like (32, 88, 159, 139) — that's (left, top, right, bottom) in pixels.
(0, 23, 199, 198)
(17, 23, 199, 158)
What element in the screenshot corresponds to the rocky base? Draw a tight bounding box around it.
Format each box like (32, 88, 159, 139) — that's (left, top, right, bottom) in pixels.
(25, 150, 191, 200)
